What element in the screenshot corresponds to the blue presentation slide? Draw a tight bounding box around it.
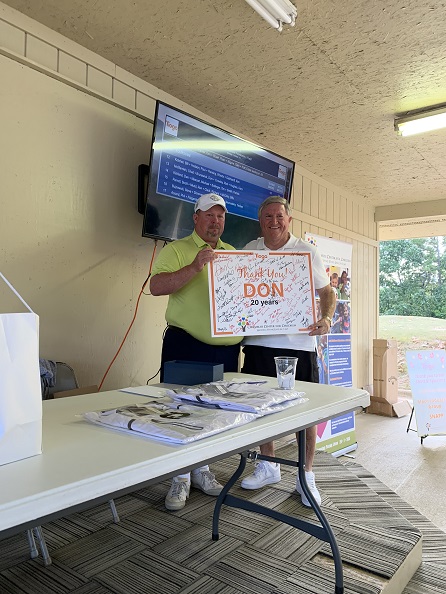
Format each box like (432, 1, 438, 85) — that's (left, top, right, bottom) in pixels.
(152, 103, 293, 221)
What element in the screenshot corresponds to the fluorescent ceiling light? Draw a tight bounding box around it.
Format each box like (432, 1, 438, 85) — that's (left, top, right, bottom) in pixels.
(244, 0, 298, 32)
(395, 105, 446, 137)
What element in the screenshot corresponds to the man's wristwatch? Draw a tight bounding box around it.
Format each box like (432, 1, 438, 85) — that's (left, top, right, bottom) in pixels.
(322, 315, 332, 326)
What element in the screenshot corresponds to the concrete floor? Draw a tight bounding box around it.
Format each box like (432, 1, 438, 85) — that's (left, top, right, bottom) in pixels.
(350, 406, 446, 533)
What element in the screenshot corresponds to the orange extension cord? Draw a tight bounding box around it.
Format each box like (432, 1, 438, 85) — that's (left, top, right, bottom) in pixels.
(98, 241, 158, 391)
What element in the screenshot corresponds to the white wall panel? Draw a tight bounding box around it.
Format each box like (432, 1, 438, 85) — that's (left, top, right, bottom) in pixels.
(59, 52, 87, 85)
(310, 181, 319, 218)
(87, 65, 113, 97)
(26, 34, 57, 70)
(326, 189, 334, 225)
(302, 177, 311, 215)
(293, 172, 303, 213)
(339, 195, 347, 229)
(357, 203, 364, 236)
(333, 193, 341, 227)
(0, 17, 24, 54)
(348, 201, 356, 232)
(318, 186, 327, 221)
(136, 92, 156, 120)
(113, 79, 136, 110)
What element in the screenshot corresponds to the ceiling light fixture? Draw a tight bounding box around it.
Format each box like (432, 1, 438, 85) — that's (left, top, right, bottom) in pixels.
(395, 105, 446, 137)
(244, 0, 298, 32)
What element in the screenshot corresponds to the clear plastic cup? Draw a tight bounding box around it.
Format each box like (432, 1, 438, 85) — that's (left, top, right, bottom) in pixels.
(274, 356, 298, 390)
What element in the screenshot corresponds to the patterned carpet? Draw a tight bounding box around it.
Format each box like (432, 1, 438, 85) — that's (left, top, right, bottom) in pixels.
(0, 442, 445, 594)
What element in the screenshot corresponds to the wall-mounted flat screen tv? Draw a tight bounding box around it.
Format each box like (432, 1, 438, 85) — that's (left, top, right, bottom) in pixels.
(142, 101, 295, 249)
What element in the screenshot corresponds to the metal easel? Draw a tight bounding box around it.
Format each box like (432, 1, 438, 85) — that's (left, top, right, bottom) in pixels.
(406, 405, 428, 445)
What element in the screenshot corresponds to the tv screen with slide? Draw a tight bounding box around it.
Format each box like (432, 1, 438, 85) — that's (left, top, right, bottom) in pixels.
(142, 101, 295, 248)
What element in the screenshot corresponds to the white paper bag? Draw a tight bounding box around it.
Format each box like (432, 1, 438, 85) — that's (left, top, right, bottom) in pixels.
(0, 272, 42, 466)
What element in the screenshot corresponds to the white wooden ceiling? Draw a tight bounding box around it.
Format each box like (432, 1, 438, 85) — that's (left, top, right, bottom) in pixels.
(3, 0, 446, 238)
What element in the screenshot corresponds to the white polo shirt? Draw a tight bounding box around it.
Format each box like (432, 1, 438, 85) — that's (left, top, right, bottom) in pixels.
(242, 234, 329, 352)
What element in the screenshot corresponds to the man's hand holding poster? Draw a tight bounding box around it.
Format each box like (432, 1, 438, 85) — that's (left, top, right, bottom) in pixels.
(208, 250, 316, 337)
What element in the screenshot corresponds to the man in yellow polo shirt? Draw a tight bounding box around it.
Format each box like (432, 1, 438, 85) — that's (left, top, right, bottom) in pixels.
(150, 193, 242, 511)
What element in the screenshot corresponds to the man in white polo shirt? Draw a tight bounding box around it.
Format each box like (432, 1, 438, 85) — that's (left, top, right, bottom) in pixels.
(240, 196, 336, 506)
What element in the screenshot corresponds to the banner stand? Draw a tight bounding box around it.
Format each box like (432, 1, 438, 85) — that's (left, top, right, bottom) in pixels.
(305, 234, 355, 457)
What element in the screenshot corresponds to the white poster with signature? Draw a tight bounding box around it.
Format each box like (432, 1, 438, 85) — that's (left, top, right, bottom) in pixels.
(208, 250, 316, 337)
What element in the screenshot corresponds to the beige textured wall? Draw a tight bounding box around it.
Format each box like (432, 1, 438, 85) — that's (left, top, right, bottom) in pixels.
(0, 56, 167, 390)
(0, 3, 378, 390)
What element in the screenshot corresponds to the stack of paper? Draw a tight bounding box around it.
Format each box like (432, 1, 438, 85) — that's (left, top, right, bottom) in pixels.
(166, 380, 307, 413)
(83, 382, 308, 444)
(83, 400, 259, 444)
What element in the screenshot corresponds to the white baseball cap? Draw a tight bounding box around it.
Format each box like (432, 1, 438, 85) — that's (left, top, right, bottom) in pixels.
(194, 193, 227, 213)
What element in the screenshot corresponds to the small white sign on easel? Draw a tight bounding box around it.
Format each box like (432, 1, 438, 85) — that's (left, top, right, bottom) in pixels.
(406, 350, 446, 437)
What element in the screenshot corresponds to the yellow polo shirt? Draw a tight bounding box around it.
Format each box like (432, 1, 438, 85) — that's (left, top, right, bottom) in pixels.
(151, 231, 242, 346)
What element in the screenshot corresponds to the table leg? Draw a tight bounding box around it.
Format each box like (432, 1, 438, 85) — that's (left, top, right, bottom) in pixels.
(26, 529, 38, 559)
(211, 433, 345, 594)
(33, 526, 52, 566)
(296, 430, 344, 594)
(212, 452, 248, 541)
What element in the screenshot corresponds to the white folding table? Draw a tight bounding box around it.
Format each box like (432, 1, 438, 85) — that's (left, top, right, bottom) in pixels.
(0, 374, 369, 593)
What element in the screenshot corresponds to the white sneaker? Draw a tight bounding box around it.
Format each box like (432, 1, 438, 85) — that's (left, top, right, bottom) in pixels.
(191, 470, 223, 496)
(241, 461, 281, 490)
(165, 478, 190, 511)
(295, 471, 321, 507)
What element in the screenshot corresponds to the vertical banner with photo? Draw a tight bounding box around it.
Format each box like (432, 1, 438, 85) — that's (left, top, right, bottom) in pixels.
(305, 234, 356, 456)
